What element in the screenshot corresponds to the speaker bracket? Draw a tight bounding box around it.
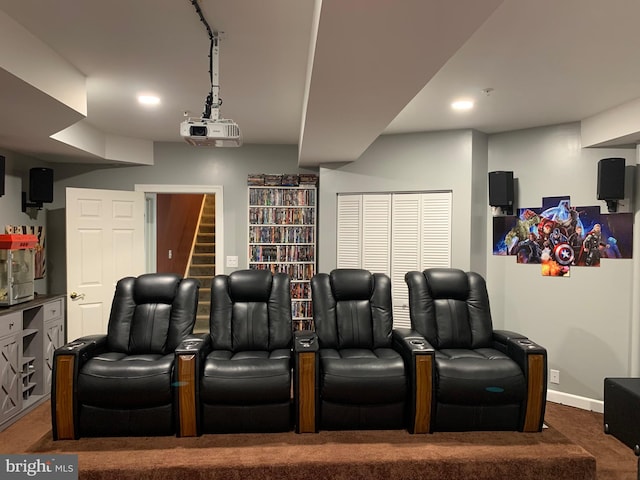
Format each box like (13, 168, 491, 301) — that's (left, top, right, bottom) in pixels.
(491, 205, 513, 216)
(605, 199, 619, 213)
(22, 192, 43, 212)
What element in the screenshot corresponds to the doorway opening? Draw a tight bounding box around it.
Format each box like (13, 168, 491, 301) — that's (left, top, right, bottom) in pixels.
(136, 184, 224, 333)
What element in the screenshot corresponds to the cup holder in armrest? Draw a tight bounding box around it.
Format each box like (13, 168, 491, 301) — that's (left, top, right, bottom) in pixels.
(409, 339, 426, 349)
(65, 341, 85, 350)
(298, 337, 315, 347)
(182, 340, 202, 350)
(517, 339, 538, 349)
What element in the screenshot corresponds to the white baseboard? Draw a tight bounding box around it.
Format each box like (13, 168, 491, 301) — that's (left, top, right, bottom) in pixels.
(546, 389, 604, 413)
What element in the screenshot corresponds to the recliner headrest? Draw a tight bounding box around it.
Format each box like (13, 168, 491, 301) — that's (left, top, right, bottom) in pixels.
(133, 273, 182, 304)
(423, 268, 470, 301)
(330, 269, 373, 300)
(228, 269, 272, 302)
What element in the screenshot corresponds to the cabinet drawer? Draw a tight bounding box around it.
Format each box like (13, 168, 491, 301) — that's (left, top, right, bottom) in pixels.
(0, 312, 21, 338)
(44, 299, 63, 321)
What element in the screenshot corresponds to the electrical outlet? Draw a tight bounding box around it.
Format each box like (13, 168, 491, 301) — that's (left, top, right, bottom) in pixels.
(226, 256, 238, 268)
(550, 369, 560, 385)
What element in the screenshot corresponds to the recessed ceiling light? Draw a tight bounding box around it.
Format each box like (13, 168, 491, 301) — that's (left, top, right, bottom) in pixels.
(138, 95, 160, 106)
(451, 100, 474, 111)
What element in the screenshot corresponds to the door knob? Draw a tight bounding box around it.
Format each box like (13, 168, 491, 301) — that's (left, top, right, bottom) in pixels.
(69, 291, 85, 300)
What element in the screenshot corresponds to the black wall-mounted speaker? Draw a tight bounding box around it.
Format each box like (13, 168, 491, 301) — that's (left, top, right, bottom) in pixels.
(488, 171, 514, 207)
(29, 167, 54, 203)
(0, 156, 5, 197)
(597, 158, 625, 200)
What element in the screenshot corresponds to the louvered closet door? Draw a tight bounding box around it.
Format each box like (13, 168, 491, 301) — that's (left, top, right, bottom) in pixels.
(336, 191, 452, 329)
(337, 194, 391, 273)
(420, 192, 452, 269)
(337, 195, 362, 268)
(361, 195, 391, 274)
(391, 192, 452, 328)
(390, 194, 422, 328)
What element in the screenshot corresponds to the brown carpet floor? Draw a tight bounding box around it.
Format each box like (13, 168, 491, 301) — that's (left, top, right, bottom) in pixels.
(0, 401, 635, 479)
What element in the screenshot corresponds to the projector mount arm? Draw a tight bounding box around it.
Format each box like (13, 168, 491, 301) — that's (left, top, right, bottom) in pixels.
(203, 34, 221, 121)
(191, 0, 222, 120)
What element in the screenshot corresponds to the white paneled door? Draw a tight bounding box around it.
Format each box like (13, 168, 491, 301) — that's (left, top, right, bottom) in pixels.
(66, 188, 145, 341)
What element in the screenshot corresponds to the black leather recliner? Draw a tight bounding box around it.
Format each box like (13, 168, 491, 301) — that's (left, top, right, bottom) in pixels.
(404, 268, 547, 432)
(52, 273, 199, 439)
(295, 269, 428, 432)
(176, 269, 293, 435)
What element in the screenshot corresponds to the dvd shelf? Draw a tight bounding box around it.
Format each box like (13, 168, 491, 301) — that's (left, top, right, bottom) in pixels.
(248, 181, 317, 330)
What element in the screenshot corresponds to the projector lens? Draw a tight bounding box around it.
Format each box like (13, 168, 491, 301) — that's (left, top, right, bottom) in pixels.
(190, 126, 207, 136)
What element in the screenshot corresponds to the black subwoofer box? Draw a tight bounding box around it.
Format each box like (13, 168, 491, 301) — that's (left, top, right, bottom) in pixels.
(604, 377, 640, 454)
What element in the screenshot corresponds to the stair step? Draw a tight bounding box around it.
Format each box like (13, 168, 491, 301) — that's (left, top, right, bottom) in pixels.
(199, 223, 215, 234)
(197, 233, 215, 243)
(197, 301, 211, 315)
(189, 276, 212, 288)
(194, 243, 215, 254)
(193, 316, 209, 334)
(189, 265, 216, 276)
(192, 253, 215, 264)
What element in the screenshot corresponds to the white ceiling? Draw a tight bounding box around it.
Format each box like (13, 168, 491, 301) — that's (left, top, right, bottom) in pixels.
(1, 0, 640, 166)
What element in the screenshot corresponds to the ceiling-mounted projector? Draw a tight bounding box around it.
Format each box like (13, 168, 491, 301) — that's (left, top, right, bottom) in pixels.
(180, 117, 242, 147)
(183, 3, 242, 148)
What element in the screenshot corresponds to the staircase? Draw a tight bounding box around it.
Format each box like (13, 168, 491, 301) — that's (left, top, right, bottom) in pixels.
(185, 194, 216, 333)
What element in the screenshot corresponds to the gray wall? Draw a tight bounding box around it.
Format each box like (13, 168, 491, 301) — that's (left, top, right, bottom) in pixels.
(317, 122, 635, 401)
(316, 129, 486, 276)
(487, 123, 635, 401)
(0, 149, 54, 295)
(47, 142, 314, 293)
(3, 122, 635, 403)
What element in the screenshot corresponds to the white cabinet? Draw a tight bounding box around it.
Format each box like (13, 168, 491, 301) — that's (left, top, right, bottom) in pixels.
(0, 295, 65, 430)
(248, 181, 317, 330)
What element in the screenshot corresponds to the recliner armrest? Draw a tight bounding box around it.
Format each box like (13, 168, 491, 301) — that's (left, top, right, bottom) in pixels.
(493, 330, 546, 371)
(175, 333, 210, 437)
(493, 330, 547, 432)
(294, 330, 319, 353)
(392, 328, 434, 434)
(176, 333, 211, 359)
(52, 334, 107, 440)
(55, 334, 108, 364)
(393, 328, 435, 356)
(293, 330, 318, 433)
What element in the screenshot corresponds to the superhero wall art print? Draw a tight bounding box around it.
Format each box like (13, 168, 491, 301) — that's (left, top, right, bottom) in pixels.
(492, 196, 633, 277)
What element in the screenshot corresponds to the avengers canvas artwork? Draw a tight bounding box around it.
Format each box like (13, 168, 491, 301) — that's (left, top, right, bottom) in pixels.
(493, 196, 632, 277)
